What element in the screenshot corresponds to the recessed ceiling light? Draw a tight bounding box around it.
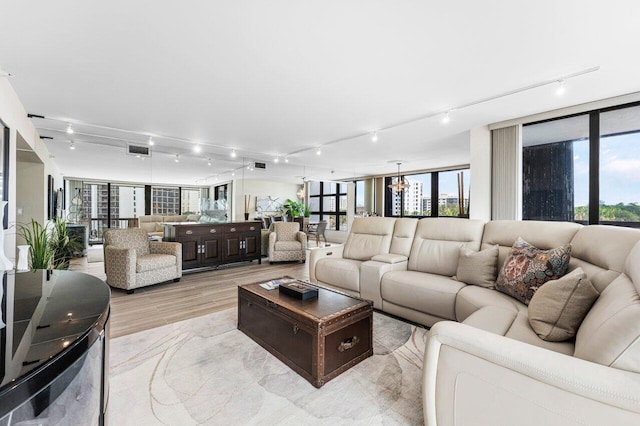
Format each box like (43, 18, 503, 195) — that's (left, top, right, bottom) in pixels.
(66, 123, 74, 134)
(230, 149, 237, 158)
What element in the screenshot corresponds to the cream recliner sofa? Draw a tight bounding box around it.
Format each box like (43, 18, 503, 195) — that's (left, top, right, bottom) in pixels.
(138, 214, 200, 238)
(309, 217, 640, 425)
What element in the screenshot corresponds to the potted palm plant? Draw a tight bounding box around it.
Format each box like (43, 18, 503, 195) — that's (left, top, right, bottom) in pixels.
(17, 218, 81, 270)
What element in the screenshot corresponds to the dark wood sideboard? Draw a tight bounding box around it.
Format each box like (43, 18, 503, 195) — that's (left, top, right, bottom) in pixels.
(163, 221, 262, 270)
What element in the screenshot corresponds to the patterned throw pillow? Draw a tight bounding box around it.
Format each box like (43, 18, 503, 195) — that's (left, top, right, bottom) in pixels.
(495, 237, 572, 305)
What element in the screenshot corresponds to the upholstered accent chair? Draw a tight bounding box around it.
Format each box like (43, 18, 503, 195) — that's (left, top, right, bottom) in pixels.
(268, 222, 307, 263)
(103, 228, 182, 293)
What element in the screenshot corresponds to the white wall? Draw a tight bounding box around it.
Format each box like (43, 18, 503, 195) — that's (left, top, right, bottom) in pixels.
(0, 79, 62, 262)
(231, 178, 300, 222)
(469, 126, 492, 220)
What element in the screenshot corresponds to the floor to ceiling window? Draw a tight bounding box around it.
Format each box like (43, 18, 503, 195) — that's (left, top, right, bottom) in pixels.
(522, 101, 640, 227)
(309, 181, 347, 230)
(384, 168, 468, 218)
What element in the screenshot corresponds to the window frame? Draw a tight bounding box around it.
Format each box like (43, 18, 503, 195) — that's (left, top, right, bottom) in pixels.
(309, 181, 348, 230)
(523, 100, 640, 228)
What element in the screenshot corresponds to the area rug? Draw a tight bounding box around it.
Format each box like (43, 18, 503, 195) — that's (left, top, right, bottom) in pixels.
(109, 308, 428, 425)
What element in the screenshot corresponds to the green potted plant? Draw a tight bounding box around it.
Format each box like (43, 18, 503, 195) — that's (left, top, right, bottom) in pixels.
(282, 199, 304, 218)
(17, 218, 81, 270)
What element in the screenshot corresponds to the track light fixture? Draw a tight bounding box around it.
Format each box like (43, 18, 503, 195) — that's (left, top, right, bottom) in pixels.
(66, 123, 74, 134)
(556, 80, 566, 96)
(371, 131, 378, 142)
(207, 158, 212, 166)
(148, 136, 155, 146)
(231, 149, 237, 158)
(274, 156, 279, 163)
(316, 147, 322, 156)
(442, 111, 451, 124)
(194, 145, 201, 153)
(69, 141, 76, 150)
(284, 157, 289, 163)
(174, 154, 180, 163)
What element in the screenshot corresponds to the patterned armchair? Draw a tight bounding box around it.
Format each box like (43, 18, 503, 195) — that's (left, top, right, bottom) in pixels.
(268, 222, 307, 263)
(103, 228, 182, 294)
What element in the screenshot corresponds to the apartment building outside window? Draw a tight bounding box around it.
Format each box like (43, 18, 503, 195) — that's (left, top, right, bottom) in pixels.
(385, 168, 468, 218)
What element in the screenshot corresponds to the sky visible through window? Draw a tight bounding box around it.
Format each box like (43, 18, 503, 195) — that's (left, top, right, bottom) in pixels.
(573, 132, 640, 207)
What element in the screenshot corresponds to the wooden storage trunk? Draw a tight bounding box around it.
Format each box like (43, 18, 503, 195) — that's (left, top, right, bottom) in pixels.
(238, 281, 373, 388)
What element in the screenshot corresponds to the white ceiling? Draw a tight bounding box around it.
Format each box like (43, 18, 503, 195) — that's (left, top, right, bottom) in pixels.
(1, 1, 640, 185)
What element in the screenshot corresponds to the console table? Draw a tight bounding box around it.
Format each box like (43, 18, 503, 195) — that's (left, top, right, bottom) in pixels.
(163, 221, 262, 270)
(0, 270, 110, 425)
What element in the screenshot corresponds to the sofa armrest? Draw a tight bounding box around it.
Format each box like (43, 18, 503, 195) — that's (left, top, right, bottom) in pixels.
(360, 260, 408, 308)
(296, 231, 308, 250)
(308, 244, 345, 283)
(371, 253, 407, 264)
(150, 241, 183, 277)
(424, 321, 640, 426)
(268, 231, 277, 259)
(104, 246, 136, 289)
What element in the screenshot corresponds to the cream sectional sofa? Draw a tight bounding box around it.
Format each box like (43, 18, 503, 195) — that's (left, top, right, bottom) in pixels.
(308, 217, 640, 425)
(138, 214, 201, 238)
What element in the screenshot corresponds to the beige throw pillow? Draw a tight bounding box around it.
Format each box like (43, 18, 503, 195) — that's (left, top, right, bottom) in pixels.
(456, 245, 499, 288)
(528, 268, 599, 342)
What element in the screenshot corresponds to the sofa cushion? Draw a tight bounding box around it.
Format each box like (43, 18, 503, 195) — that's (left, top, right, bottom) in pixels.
(408, 218, 485, 276)
(274, 222, 300, 241)
(462, 306, 574, 356)
(575, 271, 640, 373)
(455, 285, 524, 322)
(104, 228, 150, 257)
(495, 237, 572, 305)
(139, 222, 156, 233)
(155, 223, 164, 233)
(389, 218, 419, 257)
(342, 217, 396, 261)
(569, 225, 640, 292)
(136, 253, 176, 273)
(528, 268, 599, 342)
(274, 241, 302, 251)
(456, 245, 499, 288)
(381, 270, 465, 321)
(481, 220, 581, 269)
(315, 258, 362, 293)
(186, 214, 201, 222)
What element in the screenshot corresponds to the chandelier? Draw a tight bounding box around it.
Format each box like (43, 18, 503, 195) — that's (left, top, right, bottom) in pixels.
(388, 162, 411, 192)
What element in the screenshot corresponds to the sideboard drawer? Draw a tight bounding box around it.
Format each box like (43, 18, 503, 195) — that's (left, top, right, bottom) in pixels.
(225, 223, 260, 233)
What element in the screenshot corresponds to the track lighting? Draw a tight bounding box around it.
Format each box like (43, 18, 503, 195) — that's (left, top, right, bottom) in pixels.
(231, 149, 237, 158)
(207, 158, 212, 166)
(442, 111, 451, 124)
(316, 147, 322, 156)
(148, 136, 154, 146)
(371, 132, 378, 142)
(284, 157, 289, 163)
(231, 171, 235, 176)
(69, 141, 75, 150)
(194, 145, 201, 153)
(66, 123, 74, 134)
(556, 80, 566, 96)
(175, 155, 180, 163)
(274, 157, 279, 163)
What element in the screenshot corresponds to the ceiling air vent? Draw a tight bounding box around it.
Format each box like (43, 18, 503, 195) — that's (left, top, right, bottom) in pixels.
(254, 161, 266, 170)
(127, 144, 151, 157)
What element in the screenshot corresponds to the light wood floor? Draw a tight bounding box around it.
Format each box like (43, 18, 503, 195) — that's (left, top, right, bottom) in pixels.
(70, 256, 308, 339)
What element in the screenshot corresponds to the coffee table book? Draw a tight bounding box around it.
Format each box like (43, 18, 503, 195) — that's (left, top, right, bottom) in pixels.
(237, 278, 373, 388)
